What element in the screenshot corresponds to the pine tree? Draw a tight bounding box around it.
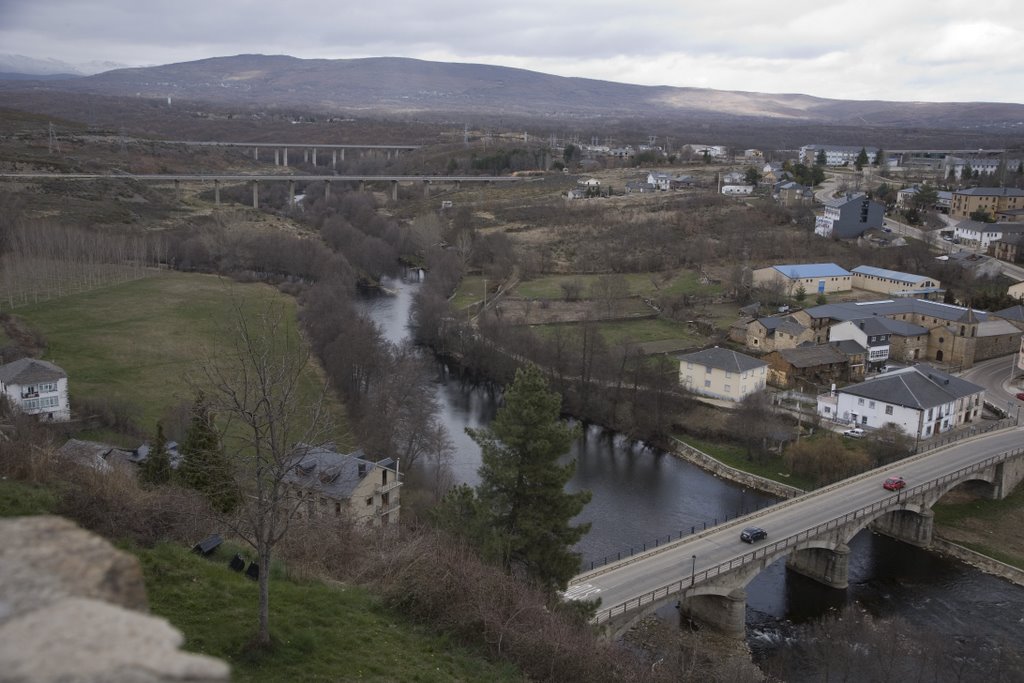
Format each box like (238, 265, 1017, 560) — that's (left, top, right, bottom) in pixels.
(140, 422, 172, 486)
(855, 147, 869, 171)
(467, 364, 591, 591)
(180, 391, 239, 512)
(815, 148, 827, 166)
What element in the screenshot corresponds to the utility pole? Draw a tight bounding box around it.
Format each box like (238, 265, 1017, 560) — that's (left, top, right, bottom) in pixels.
(47, 123, 61, 154)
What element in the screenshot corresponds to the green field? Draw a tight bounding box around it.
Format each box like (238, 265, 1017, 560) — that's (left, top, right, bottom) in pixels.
(451, 275, 487, 311)
(12, 271, 348, 442)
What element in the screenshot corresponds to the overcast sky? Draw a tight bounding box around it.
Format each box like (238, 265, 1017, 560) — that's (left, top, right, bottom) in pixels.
(2, 0, 1022, 103)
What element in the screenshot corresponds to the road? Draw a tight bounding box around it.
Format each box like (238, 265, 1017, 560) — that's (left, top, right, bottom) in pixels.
(0, 172, 521, 183)
(568, 426, 1024, 619)
(960, 355, 1024, 408)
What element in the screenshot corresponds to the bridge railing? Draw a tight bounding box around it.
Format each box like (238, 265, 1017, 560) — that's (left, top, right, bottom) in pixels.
(592, 444, 1024, 624)
(911, 418, 1017, 453)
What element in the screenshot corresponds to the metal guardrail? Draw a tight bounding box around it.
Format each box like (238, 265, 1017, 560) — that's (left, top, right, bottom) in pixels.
(592, 444, 1024, 624)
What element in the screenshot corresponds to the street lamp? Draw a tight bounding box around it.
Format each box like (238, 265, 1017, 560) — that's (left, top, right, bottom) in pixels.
(691, 554, 697, 587)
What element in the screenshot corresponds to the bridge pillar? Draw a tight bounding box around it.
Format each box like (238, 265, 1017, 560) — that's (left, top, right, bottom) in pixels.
(786, 544, 850, 589)
(332, 150, 337, 168)
(251, 180, 259, 209)
(423, 179, 430, 198)
(324, 181, 331, 200)
(283, 148, 288, 167)
(253, 147, 258, 161)
(340, 148, 345, 162)
(214, 179, 220, 206)
(679, 589, 746, 639)
(359, 180, 365, 193)
(288, 180, 295, 209)
(274, 149, 280, 166)
(312, 147, 317, 166)
(995, 459, 1024, 499)
(872, 508, 934, 548)
(391, 180, 398, 201)
(173, 178, 180, 202)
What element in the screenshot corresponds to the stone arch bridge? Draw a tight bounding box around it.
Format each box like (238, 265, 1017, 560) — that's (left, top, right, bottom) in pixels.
(565, 427, 1024, 639)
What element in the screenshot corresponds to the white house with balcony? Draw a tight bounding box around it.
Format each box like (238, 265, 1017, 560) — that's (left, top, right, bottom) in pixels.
(0, 358, 70, 422)
(828, 318, 891, 369)
(675, 347, 768, 402)
(283, 445, 401, 527)
(816, 365, 983, 439)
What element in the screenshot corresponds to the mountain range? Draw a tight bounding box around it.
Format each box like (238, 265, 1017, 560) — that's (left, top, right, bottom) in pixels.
(4, 54, 1024, 133)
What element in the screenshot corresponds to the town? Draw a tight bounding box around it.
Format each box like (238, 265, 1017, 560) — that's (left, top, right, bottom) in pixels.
(1, 38, 1024, 683)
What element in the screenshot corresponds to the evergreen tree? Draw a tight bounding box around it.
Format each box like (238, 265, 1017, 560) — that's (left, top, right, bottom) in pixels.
(140, 422, 172, 486)
(873, 148, 885, 167)
(180, 391, 239, 512)
(462, 364, 590, 591)
(855, 147, 870, 171)
(815, 148, 827, 166)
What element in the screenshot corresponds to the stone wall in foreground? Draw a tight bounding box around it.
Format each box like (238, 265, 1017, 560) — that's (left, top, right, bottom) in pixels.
(0, 515, 229, 683)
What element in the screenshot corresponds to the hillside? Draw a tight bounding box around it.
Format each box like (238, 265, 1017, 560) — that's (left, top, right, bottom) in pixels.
(6, 54, 1024, 133)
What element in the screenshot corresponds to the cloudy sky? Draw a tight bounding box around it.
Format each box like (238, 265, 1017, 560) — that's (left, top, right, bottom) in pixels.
(1, 0, 1022, 103)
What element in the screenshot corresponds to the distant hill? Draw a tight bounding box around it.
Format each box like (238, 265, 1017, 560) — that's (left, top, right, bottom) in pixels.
(4, 54, 1024, 138)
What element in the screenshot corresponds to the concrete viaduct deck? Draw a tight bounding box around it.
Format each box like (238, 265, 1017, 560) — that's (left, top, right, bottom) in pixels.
(166, 141, 422, 168)
(566, 424, 1024, 639)
(0, 173, 521, 206)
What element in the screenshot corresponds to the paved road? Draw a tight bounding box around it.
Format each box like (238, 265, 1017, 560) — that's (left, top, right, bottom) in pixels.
(568, 426, 1024, 619)
(961, 355, 1024, 407)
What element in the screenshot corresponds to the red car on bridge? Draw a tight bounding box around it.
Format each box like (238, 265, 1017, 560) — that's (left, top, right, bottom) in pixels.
(883, 476, 906, 491)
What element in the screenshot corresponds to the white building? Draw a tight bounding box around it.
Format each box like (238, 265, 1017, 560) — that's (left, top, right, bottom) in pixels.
(675, 347, 768, 402)
(829, 319, 891, 368)
(0, 358, 70, 422)
(722, 185, 754, 196)
(954, 220, 1024, 251)
(816, 365, 984, 439)
(800, 144, 878, 167)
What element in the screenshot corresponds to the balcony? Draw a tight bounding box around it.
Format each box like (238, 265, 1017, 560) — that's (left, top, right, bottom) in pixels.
(377, 479, 402, 496)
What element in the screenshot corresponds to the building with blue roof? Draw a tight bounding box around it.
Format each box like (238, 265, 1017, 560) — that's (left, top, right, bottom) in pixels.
(752, 263, 852, 295)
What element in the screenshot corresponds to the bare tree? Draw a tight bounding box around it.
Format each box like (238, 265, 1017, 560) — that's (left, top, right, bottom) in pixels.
(196, 300, 336, 648)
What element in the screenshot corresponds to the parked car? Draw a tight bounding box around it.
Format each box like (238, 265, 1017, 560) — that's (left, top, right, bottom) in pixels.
(740, 526, 767, 543)
(843, 427, 866, 438)
(883, 476, 906, 491)
(1016, 392, 1024, 401)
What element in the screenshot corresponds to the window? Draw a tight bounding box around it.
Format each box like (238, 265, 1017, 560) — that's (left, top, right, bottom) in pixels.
(858, 398, 865, 406)
(365, 497, 373, 506)
(686, 362, 693, 369)
(704, 380, 711, 388)
(869, 401, 875, 409)
(705, 366, 712, 374)
(334, 502, 342, 517)
(725, 371, 732, 379)
(724, 384, 731, 392)
(885, 405, 893, 415)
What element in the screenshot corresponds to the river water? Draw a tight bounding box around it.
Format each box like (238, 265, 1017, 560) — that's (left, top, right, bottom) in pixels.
(360, 272, 1024, 678)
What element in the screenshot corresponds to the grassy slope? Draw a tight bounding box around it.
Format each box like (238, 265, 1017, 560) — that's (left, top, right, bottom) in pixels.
(0, 484, 520, 682)
(137, 543, 522, 683)
(11, 271, 348, 443)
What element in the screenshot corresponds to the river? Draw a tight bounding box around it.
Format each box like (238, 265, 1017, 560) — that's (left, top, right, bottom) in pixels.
(360, 272, 1024, 679)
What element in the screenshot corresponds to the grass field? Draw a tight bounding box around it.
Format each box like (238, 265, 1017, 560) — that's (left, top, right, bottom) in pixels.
(11, 271, 348, 443)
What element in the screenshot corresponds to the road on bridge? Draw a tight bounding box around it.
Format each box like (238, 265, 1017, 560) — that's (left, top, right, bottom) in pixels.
(567, 426, 1024, 620)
